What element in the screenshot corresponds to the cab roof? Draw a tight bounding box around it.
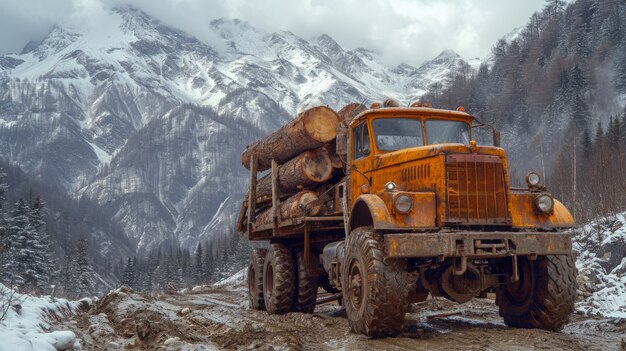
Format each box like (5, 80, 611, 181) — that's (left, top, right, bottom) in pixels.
(349, 107, 474, 127)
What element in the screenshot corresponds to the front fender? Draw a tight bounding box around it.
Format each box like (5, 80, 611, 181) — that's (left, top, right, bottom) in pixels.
(349, 192, 437, 231)
(509, 193, 575, 229)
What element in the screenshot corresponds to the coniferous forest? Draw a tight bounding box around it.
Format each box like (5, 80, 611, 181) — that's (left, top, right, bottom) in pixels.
(422, 0, 626, 221)
(0, 161, 250, 297)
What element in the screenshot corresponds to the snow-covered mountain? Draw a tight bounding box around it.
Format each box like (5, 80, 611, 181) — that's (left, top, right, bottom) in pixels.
(0, 6, 480, 254)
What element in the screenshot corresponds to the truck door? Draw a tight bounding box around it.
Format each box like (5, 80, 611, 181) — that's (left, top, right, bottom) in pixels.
(350, 121, 373, 205)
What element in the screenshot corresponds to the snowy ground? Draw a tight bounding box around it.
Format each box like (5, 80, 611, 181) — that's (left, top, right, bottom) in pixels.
(49, 272, 625, 351)
(19, 212, 626, 350)
(0, 284, 86, 351)
(573, 212, 626, 318)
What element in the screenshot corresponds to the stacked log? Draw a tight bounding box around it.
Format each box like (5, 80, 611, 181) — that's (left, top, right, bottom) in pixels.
(241, 106, 340, 172)
(255, 148, 333, 200)
(254, 191, 321, 227)
(240, 102, 377, 230)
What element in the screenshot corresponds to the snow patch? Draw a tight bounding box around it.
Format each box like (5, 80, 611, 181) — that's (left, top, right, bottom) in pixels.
(0, 284, 81, 351)
(573, 212, 626, 318)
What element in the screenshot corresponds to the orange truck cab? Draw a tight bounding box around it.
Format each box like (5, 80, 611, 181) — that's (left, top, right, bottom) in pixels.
(323, 104, 577, 337)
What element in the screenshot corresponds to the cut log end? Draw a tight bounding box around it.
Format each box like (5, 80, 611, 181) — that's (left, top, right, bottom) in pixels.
(301, 149, 333, 182)
(302, 106, 340, 143)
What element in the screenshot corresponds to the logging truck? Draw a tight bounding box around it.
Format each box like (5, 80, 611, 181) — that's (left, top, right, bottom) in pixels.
(237, 101, 577, 338)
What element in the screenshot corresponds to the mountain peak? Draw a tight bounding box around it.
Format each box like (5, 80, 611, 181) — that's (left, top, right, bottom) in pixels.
(434, 49, 460, 60)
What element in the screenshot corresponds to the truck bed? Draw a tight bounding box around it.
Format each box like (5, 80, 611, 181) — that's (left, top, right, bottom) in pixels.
(248, 215, 345, 241)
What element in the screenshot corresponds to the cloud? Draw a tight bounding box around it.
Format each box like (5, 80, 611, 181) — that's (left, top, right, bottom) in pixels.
(0, 0, 545, 66)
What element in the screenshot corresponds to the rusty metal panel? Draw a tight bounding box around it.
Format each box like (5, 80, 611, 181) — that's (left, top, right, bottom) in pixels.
(446, 154, 509, 225)
(376, 192, 437, 228)
(383, 231, 572, 258)
(509, 193, 575, 229)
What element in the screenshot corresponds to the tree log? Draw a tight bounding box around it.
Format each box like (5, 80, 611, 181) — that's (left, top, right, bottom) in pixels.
(254, 191, 321, 227)
(336, 103, 367, 158)
(242, 106, 340, 171)
(337, 102, 367, 122)
(256, 148, 333, 200)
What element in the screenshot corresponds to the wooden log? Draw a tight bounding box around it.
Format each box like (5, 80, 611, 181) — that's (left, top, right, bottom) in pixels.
(256, 148, 333, 199)
(255, 191, 321, 227)
(336, 103, 367, 159)
(325, 143, 344, 169)
(337, 103, 367, 122)
(242, 106, 340, 171)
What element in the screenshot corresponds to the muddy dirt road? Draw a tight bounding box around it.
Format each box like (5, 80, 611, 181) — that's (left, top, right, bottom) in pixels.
(56, 277, 625, 351)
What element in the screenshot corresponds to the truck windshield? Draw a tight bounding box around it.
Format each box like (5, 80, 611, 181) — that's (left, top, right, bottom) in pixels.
(372, 118, 424, 151)
(425, 120, 470, 145)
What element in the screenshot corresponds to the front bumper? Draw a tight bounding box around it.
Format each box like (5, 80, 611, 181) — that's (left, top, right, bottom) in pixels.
(383, 231, 572, 258)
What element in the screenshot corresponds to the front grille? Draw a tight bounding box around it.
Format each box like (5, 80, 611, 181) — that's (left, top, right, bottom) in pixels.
(446, 154, 509, 225)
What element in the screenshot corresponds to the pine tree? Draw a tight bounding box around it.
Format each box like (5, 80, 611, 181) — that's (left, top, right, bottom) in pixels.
(75, 238, 97, 297)
(28, 197, 53, 293)
(2, 200, 37, 290)
(607, 116, 621, 148)
(594, 121, 605, 147)
(571, 94, 590, 126)
(61, 249, 78, 298)
(580, 126, 593, 159)
(121, 257, 135, 287)
(621, 107, 626, 147)
(0, 170, 8, 267)
(194, 242, 204, 285)
(545, 0, 566, 19)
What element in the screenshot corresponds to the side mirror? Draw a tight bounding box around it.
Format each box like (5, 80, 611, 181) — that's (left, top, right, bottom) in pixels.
(472, 122, 501, 147)
(492, 129, 501, 147)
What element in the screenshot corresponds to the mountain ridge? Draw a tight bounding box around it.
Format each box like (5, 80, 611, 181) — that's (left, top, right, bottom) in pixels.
(0, 5, 481, 256)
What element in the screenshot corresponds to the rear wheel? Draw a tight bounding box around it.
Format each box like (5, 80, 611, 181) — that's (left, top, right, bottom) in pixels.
(247, 248, 267, 310)
(263, 243, 296, 314)
(294, 251, 318, 313)
(496, 255, 577, 330)
(342, 227, 409, 338)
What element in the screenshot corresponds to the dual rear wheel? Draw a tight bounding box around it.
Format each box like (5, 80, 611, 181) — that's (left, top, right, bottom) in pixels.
(247, 244, 318, 314)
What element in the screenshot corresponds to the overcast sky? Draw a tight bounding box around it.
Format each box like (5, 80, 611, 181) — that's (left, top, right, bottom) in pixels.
(0, 0, 546, 66)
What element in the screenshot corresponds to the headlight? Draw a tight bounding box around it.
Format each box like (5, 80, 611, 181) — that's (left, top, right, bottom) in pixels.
(526, 172, 541, 188)
(385, 181, 397, 192)
(394, 194, 412, 214)
(534, 194, 554, 214)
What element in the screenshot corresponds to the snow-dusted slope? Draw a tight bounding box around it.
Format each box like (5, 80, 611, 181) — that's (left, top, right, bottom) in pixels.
(0, 6, 480, 254)
(573, 212, 626, 318)
(0, 284, 84, 350)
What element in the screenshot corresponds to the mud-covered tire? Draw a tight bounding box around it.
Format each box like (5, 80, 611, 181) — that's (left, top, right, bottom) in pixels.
(497, 255, 577, 330)
(263, 243, 296, 314)
(248, 248, 267, 310)
(294, 251, 318, 313)
(342, 227, 409, 337)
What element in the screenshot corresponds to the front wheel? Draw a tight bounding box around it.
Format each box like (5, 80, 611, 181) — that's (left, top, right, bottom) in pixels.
(496, 255, 577, 330)
(342, 227, 409, 338)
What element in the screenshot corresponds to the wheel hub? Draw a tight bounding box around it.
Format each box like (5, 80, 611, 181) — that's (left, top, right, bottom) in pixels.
(348, 260, 363, 309)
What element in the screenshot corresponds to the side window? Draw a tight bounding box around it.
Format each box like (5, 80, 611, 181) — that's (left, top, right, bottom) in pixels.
(353, 123, 371, 159)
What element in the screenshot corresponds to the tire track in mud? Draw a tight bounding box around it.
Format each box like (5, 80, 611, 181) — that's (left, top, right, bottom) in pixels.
(58, 287, 625, 351)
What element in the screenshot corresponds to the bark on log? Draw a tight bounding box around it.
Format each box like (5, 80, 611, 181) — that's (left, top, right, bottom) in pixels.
(254, 191, 321, 227)
(336, 103, 367, 158)
(242, 106, 340, 171)
(337, 103, 367, 122)
(256, 148, 333, 200)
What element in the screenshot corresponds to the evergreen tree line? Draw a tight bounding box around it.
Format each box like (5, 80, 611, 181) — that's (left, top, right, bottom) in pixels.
(114, 232, 254, 293)
(421, 0, 626, 220)
(552, 108, 626, 221)
(0, 170, 100, 298)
